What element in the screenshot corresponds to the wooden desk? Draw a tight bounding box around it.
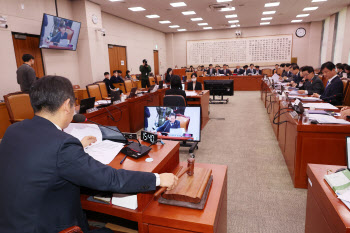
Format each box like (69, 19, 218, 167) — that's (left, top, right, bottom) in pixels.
(173, 69, 187, 77)
(0, 102, 10, 138)
(186, 90, 210, 129)
(197, 75, 263, 91)
(142, 163, 227, 233)
(306, 164, 350, 233)
(74, 89, 88, 105)
(81, 141, 180, 233)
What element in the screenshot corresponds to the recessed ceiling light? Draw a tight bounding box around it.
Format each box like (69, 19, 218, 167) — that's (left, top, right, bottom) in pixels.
(159, 20, 171, 24)
(170, 2, 187, 7)
(230, 25, 237, 28)
(217, 0, 232, 2)
(109, 0, 124, 2)
(203, 27, 213, 30)
(237, 24, 240, 27)
(265, 2, 280, 7)
(228, 20, 239, 23)
(296, 14, 309, 17)
(261, 17, 273, 20)
(225, 14, 237, 18)
(220, 7, 235, 11)
(312, 0, 327, 2)
(128, 7, 145, 11)
(182, 11, 196, 15)
(146, 15, 160, 18)
(260, 22, 270, 25)
(291, 19, 303, 22)
(198, 23, 208, 26)
(177, 29, 187, 31)
(169, 25, 180, 28)
(303, 7, 318, 11)
(191, 17, 203, 21)
(263, 11, 276, 15)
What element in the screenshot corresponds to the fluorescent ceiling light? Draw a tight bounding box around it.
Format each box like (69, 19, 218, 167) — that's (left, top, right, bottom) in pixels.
(263, 11, 276, 15)
(265, 2, 280, 7)
(237, 24, 240, 27)
(303, 7, 318, 11)
(225, 14, 237, 18)
(128, 7, 145, 11)
(261, 17, 272, 20)
(182, 11, 196, 15)
(228, 20, 239, 23)
(177, 29, 187, 31)
(170, 2, 187, 7)
(230, 25, 237, 28)
(291, 19, 303, 22)
(198, 23, 208, 26)
(146, 15, 160, 18)
(159, 20, 171, 24)
(217, 0, 232, 2)
(169, 25, 180, 28)
(191, 17, 203, 21)
(312, 0, 327, 2)
(296, 14, 309, 17)
(109, 0, 124, 2)
(220, 7, 235, 11)
(260, 22, 270, 25)
(203, 27, 213, 29)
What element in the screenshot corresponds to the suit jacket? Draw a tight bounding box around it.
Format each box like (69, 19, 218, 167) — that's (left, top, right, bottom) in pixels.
(282, 70, 292, 78)
(16, 64, 37, 93)
(206, 68, 216, 76)
(292, 72, 303, 84)
(0, 116, 156, 233)
(165, 74, 172, 83)
(187, 81, 202, 91)
(221, 69, 232, 76)
(103, 78, 112, 94)
(157, 120, 181, 133)
(110, 75, 124, 89)
(243, 69, 251, 75)
(320, 76, 343, 105)
(248, 68, 256, 74)
(234, 68, 244, 75)
(299, 76, 324, 95)
(255, 70, 262, 75)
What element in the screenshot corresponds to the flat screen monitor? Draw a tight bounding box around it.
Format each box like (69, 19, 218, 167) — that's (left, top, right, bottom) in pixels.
(39, 14, 81, 51)
(79, 97, 95, 114)
(144, 106, 201, 142)
(204, 80, 234, 96)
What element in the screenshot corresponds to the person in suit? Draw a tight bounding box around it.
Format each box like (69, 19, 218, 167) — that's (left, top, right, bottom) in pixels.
(272, 64, 279, 74)
(255, 66, 262, 75)
(234, 65, 244, 75)
(206, 64, 216, 76)
(222, 64, 232, 76)
(289, 64, 302, 83)
(186, 66, 195, 72)
(103, 72, 112, 95)
(312, 62, 344, 105)
(125, 70, 132, 80)
(157, 113, 181, 133)
(249, 64, 256, 74)
(242, 65, 251, 75)
(49, 24, 68, 45)
(336, 63, 344, 77)
(165, 75, 187, 101)
(215, 65, 222, 75)
(187, 73, 202, 91)
(297, 66, 324, 95)
(280, 63, 286, 76)
(16, 54, 37, 93)
(280, 63, 292, 81)
(165, 68, 173, 84)
(0, 76, 177, 233)
(110, 70, 124, 90)
(343, 65, 350, 79)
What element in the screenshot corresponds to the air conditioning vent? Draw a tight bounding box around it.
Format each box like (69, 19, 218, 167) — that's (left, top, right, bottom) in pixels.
(209, 3, 230, 11)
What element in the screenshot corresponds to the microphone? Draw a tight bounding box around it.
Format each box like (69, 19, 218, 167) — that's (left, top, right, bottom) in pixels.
(73, 114, 122, 134)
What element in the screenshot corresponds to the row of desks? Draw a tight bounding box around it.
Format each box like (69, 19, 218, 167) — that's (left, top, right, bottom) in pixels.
(261, 81, 350, 188)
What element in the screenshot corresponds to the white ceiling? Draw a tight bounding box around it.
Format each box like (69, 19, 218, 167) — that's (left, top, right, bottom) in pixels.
(89, 0, 350, 33)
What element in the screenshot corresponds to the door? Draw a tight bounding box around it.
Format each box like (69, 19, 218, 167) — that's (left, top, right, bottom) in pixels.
(12, 33, 45, 78)
(153, 50, 159, 75)
(108, 45, 127, 77)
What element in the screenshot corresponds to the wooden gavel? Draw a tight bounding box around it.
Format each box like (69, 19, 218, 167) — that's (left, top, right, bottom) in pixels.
(154, 157, 195, 198)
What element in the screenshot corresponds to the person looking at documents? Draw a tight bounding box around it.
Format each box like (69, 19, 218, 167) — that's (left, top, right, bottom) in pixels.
(157, 112, 181, 133)
(0, 75, 178, 233)
(297, 66, 324, 95)
(312, 62, 343, 105)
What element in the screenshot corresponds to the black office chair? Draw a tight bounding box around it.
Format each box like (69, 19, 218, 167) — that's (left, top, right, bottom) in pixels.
(163, 95, 186, 107)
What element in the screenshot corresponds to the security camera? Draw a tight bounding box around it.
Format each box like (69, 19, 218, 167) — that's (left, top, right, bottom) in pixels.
(235, 30, 241, 36)
(96, 28, 106, 36)
(0, 15, 8, 28)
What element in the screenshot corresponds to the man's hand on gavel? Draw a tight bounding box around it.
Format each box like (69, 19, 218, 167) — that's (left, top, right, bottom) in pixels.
(159, 173, 178, 191)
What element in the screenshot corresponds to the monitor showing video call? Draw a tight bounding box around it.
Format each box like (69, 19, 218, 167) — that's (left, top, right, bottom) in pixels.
(144, 106, 201, 142)
(39, 14, 81, 51)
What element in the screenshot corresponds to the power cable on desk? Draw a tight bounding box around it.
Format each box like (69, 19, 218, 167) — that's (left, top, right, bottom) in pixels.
(272, 107, 293, 125)
(104, 105, 123, 123)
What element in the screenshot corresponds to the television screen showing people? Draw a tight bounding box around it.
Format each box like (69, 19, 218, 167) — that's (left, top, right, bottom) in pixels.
(39, 14, 81, 51)
(145, 106, 201, 142)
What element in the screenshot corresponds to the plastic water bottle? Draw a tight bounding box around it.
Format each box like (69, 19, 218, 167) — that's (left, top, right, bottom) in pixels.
(302, 110, 310, 125)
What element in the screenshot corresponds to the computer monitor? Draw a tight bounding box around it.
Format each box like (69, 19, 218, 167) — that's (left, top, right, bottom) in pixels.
(111, 90, 121, 102)
(79, 97, 95, 114)
(204, 80, 234, 96)
(144, 106, 201, 142)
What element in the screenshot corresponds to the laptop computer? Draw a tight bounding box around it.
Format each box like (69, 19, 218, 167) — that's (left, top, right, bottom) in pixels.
(148, 85, 156, 93)
(129, 87, 137, 98)
(111, 89, 121, 102)
(79, 97, 95, 114)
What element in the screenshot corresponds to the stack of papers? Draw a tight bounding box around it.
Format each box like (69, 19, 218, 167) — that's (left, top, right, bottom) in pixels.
(325, 170, 350, 210)
(288, 96, 322, 102)
(309, 114, 350, 125)
(185, 91, 198, 96)
(303, 103, 338, 110)
(95, 100, 111, 105)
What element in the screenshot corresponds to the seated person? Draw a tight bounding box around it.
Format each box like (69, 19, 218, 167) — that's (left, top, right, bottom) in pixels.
(297, 66, 324, 95)
(312, 62, 343, 105)
(49, 24, 68, 45)
(205, 64, 216, 76)
(197, 66, 202, 72)
(222, 64, 232, 76)
(186, 66, 195, 72)
(157, 112, 180, 133)
(103, 71, 112, 95)
(255, 66, 262, 75)
(249, 64, 256, 74)
(187, 73, 202, 91)
(336, 63, 344, 77)
(234, 65, 244, 75)
(281, 63, 292, 78)
(215, 65, 222, 75)
(125, 70, 132, 80)
(279, 63, 286, 76)
(290, 64, 302, 83)
(110, 70, 124, 90)
(165, 68, 173, 84)
(242, 65, 251, 75)
(343, 65, 350, 79)
(165, 75, 187, 101)
(0, 75, 177, 233)
(272, 64, 279, 74)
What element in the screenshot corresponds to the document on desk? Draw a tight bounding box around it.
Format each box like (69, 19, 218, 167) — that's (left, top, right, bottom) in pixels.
(85, 140, 124, 164)
(185, 91, 198, 96)
(95, 100, 111, 105)
(64, 123, 103, 143)
(288, 96, 322, 102)
(309, 114, 350, 125)
(303, 103, 338, 110)
(112, 193, 138, 210)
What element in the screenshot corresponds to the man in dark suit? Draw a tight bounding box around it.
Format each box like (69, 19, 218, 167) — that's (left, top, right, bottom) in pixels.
(222, 64, 232, 76)
(157, 113, 181, 133)
(242, 65, 251, 75)
(249, 64, 256, 75)
(0, 76, 177, 233)
(103, 72, 112, 95)
(289, 64, 302, 84)
(336, 63, 344, 77)
(234, 65, 244, 75)
(215, 65, 222, 75)
(205, 64, 216, 76)
(255, 66, 262, 75)
(110, 70, 124, 90)
(281, 63, 293, 82)
(187, 73, 202, 90)
(297, 66, 324, 95)
(312, 62, 344, 105)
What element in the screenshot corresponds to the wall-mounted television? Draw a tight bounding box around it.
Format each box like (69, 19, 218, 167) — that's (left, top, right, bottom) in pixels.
(39, 14, 81, 51)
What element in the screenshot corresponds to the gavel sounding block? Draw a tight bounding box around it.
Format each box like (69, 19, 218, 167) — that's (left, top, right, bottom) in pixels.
(162, 167, 212, 204)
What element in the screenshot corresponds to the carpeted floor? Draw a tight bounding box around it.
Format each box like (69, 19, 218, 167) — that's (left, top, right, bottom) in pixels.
(179, 91, 307, 233)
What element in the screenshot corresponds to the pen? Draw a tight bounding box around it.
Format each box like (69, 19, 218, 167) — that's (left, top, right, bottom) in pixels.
(120, 154, 128, 164)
